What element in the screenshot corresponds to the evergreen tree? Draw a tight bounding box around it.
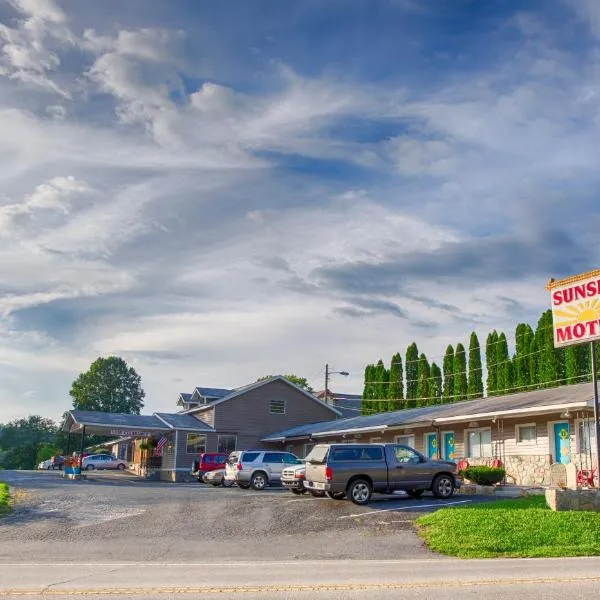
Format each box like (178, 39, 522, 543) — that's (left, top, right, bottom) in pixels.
(513, 323, 535, 390)
(486, 331, 499, 396)
(430, 362, 442, 404)
(442, 344, 454, 403)
(374, 359, 389, 413)
(405, 342, 419, 404)
(416, 353, 430, 407)
(527, 333, 538, 389)
(453, 343, 468, 402)
(361, 364, 375, 415)
(387, 352, 404, 411)
(565, 344, 590, 384)
(534, 310, 565, 388)
(495, 332, 512, 394)
(467, 332, 483, 400)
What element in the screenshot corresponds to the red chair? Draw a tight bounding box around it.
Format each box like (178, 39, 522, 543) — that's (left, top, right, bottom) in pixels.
(457, 459, 469, 472)
(576, 469, 596, 488)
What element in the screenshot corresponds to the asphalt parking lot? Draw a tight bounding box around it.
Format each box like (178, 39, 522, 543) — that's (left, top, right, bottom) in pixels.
(0, 470, 494, 562)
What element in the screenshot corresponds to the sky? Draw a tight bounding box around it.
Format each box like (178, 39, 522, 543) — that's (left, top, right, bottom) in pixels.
(1, 0, 600, 423)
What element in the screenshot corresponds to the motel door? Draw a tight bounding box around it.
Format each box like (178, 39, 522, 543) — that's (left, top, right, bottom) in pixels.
(553, 422, 571, 464)
(425, 433, 438, 460)
(443, 432, 456, 462)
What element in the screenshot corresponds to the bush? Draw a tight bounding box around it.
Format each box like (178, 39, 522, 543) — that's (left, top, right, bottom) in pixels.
(463, 466, 505, 486)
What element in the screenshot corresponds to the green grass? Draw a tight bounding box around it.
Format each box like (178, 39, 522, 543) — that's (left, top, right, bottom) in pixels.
(0, 482, 10, 517)
(417, 496, 600, 558)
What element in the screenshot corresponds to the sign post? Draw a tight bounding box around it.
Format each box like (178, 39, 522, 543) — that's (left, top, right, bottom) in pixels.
(547, 269, 600, 481)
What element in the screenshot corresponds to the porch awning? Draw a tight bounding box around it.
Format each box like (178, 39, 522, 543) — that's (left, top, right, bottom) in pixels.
(63, 409, 215, 436)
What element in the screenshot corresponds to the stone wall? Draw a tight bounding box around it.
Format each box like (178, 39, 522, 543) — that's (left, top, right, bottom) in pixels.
(467, 455, 551, 486)
(545, 489, 600, 512)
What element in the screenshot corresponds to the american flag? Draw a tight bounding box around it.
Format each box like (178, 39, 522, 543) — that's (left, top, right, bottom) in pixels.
(153, 435, 168, 456)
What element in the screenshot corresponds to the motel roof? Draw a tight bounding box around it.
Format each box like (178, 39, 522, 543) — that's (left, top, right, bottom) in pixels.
(261, 382, 596, 442)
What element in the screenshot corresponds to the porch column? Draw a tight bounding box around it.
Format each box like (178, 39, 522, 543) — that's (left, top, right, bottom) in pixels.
(79, 426, 86, 473)
(173, 430, 179, 482)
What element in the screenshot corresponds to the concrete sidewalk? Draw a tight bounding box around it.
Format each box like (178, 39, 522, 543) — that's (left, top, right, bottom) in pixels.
(1, 557, 600, 596)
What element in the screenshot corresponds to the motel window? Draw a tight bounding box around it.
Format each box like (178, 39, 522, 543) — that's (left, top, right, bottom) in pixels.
(186, 433, 207, 454)
(269, 399, 286, 414)
(578, 420, 597, 455)
(303, 444, 314, 458)
(467, 429, 492, 459)
(217, 435, 237, 454)
(394, 435, 415, 448)
(516, 424, 537, 444)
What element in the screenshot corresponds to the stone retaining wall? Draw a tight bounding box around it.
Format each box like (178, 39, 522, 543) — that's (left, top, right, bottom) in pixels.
(545, 489, 600, 512)
(467, 455, 551, 486)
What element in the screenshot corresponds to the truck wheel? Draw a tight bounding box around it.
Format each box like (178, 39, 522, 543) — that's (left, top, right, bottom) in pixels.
(432, 474, 455, 499)
(309, 490, 325, 497)
(326, 491, 345, 500)
(348, 479, 372, 505)
(250, 472, 268, 490)
(406, 489, 424, 498)
(291, 488, 306, 495)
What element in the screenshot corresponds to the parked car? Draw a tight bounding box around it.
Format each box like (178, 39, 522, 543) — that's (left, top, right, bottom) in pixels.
(281, 464, 307, 494)
(191, 452, 229, 482)
(82, 453, 128, 471)
(225, 450, 303, 490)
(304, 443, 461, 505)
(51, 455, 64, 470)
(202, 468, 233, 487)
(38, 459, 53, 470)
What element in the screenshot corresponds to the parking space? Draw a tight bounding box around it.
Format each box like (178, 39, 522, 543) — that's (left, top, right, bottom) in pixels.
(0, 470, 495, 563)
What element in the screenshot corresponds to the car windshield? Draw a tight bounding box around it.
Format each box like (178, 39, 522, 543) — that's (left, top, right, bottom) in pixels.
(305, 445, 329, 464)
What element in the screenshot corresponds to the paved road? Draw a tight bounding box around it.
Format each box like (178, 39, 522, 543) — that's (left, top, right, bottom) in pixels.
(0, 470, 493, 563)
(1, 558, 600, 599)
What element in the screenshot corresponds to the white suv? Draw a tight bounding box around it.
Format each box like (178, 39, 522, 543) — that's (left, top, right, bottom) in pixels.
(225, 450, 302, 490)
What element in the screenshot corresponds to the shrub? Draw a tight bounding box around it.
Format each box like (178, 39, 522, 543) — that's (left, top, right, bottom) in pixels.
(463, 466, 505, 486)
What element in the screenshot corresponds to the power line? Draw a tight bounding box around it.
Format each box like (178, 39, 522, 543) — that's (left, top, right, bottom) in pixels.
(358, 372, 593, 404)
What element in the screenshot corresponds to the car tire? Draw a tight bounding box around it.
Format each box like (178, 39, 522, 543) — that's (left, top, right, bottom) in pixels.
(250, 472, 268, 491)
(406, 489, 425, 498)
(348, 479, 372, 505)
(237, 482, 251, 489)
(86, 465, 94, 471)
(432, 474, 455, 499)
(117, 463, 126, 471)
(222, 479, 234, 488)
(308, 490, 325, 497)
(326, 491, 345, 500)
(291, 488, 306, 495)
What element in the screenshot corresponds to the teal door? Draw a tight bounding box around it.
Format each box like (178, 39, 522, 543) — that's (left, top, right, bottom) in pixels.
(443, 432, 456, 462)
(553, 422, 570, 464)
(425, 433, 438, 460)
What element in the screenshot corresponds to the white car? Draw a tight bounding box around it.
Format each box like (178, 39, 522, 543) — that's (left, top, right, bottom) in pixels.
(202, 468, 233, 487)
(82, 454, 128, 471)
(38, 459, 52, 470)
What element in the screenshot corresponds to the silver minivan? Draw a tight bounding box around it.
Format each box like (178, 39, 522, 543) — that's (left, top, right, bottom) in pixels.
(225, 450, 302, 490)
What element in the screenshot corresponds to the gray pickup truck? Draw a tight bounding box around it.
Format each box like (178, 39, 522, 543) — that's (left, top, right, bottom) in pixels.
(304, 443, 461, 505)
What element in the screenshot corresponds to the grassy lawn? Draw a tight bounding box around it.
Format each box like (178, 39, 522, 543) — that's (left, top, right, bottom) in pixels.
(0, 481, 10, 517)
(417, 496, 600, 558)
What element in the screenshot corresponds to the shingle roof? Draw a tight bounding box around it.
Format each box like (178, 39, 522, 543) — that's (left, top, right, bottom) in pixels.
(261, 383, 594, 442)
(154, 413, 215, 432)
(193, 387, 232, 399)
(179, 393, 193, 403)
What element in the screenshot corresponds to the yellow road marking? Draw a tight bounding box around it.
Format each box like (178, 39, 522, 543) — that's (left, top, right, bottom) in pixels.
(2, 576, 600, 596)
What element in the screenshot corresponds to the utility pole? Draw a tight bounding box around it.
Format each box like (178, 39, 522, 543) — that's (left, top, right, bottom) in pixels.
(591, 343, 600, 480)
(324, 364, 329, 406)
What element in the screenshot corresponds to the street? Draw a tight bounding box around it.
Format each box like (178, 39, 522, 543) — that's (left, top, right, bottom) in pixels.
(2, 471, 599, 599)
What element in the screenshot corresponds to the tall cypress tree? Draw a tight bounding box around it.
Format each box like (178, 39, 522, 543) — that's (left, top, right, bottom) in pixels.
(387, 352, 403, 411)
(430, 362, 442, 404)
(416, 353, 430, 407)
(514, 323, 535, 390)
(486, 331, 498, 396)
(374, 359, 388, 413)
(534, 310, 565, 388)
(565, 344, 590, 384)
(361, 364, 375, 415)
(405, 342, 419, 405)
(467, 332, 483, 400)
(453, 343, 468, 402)
(442, 344, 454, 403)
(495, 332, 512, 394)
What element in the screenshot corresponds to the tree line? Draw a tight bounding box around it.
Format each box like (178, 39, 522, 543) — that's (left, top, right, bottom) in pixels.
(361, 309, 598, 415)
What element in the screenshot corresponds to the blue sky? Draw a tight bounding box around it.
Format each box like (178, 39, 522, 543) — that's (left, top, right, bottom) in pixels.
(1, 0, 600, 422)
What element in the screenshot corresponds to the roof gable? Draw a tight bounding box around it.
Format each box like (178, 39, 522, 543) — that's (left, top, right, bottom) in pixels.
(186, 376, 342, 417)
